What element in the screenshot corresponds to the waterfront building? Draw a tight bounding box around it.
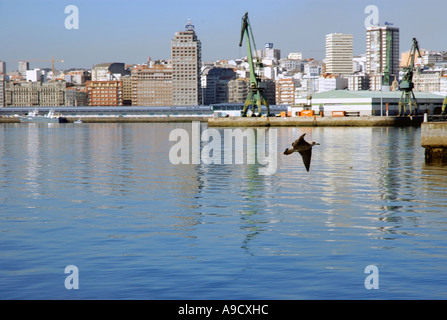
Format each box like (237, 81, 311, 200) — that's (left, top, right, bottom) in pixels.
(4, 81, 65, 106)
(39, 82, 65, 106)
(366, 25, 400, 87)
(131, 63, 173, 106)
(86, 80, 123, 106)
(65, 87, 76, 106)
(325, 33, 353, 75)
(292, 89, 443, 117)
(171, 19, 202, 106)
(91, 63, 129, 81)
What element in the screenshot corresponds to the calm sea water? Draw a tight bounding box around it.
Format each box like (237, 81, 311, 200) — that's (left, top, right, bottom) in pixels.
(1, 122, 447, 300)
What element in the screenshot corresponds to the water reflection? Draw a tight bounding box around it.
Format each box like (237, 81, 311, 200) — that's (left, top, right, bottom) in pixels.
(2, 122, 447, 299)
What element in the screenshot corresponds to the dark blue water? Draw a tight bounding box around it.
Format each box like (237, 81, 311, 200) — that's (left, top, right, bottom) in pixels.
(1, 122, 446, 299)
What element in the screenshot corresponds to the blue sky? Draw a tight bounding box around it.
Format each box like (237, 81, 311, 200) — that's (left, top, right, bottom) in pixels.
(1, 0, 446, 71)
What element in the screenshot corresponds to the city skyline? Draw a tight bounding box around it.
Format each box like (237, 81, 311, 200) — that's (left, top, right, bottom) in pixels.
(1, 0, 447, 72)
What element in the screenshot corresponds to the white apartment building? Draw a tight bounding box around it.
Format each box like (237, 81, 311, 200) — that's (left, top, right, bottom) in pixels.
(347, 75, 370, 91)
(296, 76, 319, 97)
(288, 52, 302, 60)
(26, 69, 46, 82)
(440, 75, 447, 93)
(325, 33, 353, 75)
(413, 70, 442, 93)
(353, 55, 367, 74)
(256, 43, 281, 62)
(280, 58, 303, 72)
(318, 74, 348, 93)
(171, 19, 202, 106)
(304, 63, 322, 77)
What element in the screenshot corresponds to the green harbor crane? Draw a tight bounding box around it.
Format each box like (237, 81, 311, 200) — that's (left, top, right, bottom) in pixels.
(398, 38, 422, 116)
(239, 12, 270, 117)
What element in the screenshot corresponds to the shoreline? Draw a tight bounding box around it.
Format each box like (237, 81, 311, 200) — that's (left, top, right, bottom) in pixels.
(0, 115, 428, 127)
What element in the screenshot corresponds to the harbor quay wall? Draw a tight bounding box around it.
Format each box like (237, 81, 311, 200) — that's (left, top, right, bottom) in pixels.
(421, 122, 447, 163)
(208, 116, 424, 127)
(65, 116, 210, 123)
(1, 114, 425, 126)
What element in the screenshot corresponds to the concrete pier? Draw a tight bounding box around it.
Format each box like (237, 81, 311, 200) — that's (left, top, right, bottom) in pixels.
(421, 122, 447, 163)
(208, 116, 423, 127)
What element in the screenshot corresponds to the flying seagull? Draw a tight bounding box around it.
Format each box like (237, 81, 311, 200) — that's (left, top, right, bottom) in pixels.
(283, 133, 320, 172)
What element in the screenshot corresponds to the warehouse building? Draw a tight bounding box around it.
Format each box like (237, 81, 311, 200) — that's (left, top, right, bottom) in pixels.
(292, 90, 444, 117)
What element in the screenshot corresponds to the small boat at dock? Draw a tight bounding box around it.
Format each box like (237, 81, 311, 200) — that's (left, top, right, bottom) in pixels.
(19, 109, 68, 123)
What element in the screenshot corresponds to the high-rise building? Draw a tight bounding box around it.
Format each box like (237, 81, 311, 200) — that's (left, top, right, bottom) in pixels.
(171, 19, 202, 106)
(366, 25, 400, 87)
(0, 61, 6, 74)
(0, 80, 5, 107)
(325, 33, 353, 75)
(121, 75, 132, 106)
(18, 61, 29, 78)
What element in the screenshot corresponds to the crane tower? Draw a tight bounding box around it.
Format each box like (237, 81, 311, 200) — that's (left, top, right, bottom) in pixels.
(398, 38, 421, 116)
(239, 12, 270, 117)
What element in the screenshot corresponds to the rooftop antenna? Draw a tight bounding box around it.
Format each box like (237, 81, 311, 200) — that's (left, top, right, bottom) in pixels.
(185, 19, 194, 31)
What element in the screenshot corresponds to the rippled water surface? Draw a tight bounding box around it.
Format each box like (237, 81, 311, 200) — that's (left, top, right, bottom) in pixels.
(1, 122, 447, 299)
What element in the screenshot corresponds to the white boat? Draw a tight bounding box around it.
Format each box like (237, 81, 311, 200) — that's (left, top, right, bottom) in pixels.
(19, 109, 68, 123)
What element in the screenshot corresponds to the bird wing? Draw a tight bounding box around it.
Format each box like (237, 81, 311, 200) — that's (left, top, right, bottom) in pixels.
(292, 133, 306, 149)
(299, 149, 312, 172)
